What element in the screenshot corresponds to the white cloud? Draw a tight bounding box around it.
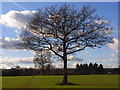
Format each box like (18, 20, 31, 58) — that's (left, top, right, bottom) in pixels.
(72, 63, 79, 67)
(79, 50, 88, 55)
(0, 10, 36, 28)
(94, 20, 109, 24)
(15, 29, 20, 34)
(104, 64, 118, 68)
(0, 37, 24, 50)
(68, 56, 83, 61)
(0, 57, 34, 69)
(107, 38, 119, 53)
(54, 62, 63, 68)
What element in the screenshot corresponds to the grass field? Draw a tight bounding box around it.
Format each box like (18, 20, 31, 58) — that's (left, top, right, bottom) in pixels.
(2, 75, 119, 88)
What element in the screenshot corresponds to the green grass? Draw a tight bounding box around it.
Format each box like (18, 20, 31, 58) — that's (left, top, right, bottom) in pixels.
(2, 75, 119, 88)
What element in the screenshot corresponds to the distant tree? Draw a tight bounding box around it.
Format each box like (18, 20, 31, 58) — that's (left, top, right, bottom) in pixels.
(44, 64, 54, 75)
(20, 4, 113, 84)
(78, 64, 84, 74)
(33, 49, 51, 75)
(98, 64, 105, 74)
(89, 63, 94, 72)
(76, 63, 106, 74)
(76, 63, 79, 69)
(82, 63, 89, 74)
(99, 64, 104, 69)
(84, 63, 89, 68)
(16, 66, 21, 69)
(93, 63, 98, 68)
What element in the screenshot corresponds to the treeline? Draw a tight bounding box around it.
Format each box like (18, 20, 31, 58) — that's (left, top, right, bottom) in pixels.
(76, 63, 105, 75)
(2, 68, 38, 76)
(2, 63, 119, 76)
(2, 64, 54, 76)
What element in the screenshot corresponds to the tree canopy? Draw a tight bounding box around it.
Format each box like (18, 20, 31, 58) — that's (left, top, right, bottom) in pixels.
(20, 4, 113, 84)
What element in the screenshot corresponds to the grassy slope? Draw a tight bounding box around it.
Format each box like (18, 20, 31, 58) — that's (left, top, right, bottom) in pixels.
(2, 75, 119, 88)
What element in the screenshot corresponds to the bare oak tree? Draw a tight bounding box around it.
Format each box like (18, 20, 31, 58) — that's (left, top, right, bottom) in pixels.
(21, 4, 113, 84)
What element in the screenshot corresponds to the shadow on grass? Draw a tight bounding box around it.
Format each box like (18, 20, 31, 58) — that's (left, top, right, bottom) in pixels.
(56, 82, 79, 85)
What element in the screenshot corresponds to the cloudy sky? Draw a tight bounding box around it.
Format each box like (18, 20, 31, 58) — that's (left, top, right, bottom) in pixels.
(0, 2, 118, 69)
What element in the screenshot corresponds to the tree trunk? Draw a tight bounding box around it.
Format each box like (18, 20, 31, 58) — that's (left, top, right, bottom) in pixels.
(62, 37, 68, 84)
(63, 55, 68, 84)
(41, 66, 44, 75)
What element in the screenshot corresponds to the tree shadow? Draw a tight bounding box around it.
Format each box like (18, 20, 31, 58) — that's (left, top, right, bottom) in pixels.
(56, 82, 79, 85)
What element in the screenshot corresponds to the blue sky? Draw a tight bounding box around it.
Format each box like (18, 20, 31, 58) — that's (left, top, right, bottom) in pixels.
(0, 2, 118, 69)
